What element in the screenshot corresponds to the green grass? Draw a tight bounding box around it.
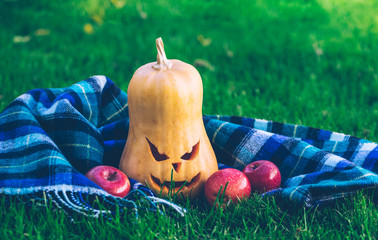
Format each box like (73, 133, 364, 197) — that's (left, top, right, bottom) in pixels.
(1, 191, 377, 239)
(0, 0, 377, 239)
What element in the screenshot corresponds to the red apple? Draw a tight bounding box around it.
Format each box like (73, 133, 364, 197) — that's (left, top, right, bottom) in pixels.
(242, 160, 281, 193)
(85, 166, 131, 198)
(205, 168, 251, 207)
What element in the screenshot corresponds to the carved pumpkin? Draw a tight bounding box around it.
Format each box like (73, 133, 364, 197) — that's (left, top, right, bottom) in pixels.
(119, 38, 218, 199)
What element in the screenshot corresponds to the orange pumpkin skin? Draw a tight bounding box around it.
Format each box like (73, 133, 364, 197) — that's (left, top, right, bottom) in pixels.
(119, 39, 218, 199)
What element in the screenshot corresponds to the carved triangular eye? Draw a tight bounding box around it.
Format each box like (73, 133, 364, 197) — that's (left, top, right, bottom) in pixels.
(181, 140, 200, 161)
(146, 137, 169, 161)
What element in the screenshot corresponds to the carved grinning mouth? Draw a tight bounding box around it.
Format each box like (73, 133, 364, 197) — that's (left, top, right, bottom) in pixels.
(150, 172, 201, 191)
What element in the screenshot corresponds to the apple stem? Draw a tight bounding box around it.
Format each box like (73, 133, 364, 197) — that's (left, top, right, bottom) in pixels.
(108, 171, 118, 181)
(250, 164, 260, 170)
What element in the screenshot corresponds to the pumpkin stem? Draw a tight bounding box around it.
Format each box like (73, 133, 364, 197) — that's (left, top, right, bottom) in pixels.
(153, 37, 173, 70)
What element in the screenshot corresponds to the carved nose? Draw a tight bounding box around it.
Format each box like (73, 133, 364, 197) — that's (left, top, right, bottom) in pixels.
(172, 163, 182, 173)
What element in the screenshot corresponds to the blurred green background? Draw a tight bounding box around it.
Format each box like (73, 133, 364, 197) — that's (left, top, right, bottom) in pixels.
(0, 0, 377, 141)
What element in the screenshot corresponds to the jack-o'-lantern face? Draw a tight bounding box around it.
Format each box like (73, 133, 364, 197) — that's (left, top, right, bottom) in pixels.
(146, 137, 201, 194)
(121, 130, 217, 198)
(119, 38, 218, 199)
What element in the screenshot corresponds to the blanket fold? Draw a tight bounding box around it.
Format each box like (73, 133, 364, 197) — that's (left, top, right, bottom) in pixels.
(0, 76, 377, 217)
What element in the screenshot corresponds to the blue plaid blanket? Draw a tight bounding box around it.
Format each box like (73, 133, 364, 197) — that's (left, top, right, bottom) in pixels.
(0, 76, 377, 217)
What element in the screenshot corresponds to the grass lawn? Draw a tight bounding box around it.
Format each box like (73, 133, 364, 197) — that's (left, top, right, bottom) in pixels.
(0, 0, 377, 239)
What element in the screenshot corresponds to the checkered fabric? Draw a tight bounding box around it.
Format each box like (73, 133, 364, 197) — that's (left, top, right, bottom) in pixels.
(0, 76, 377, 217)
(0, 76, 185, 218)
(204, 115, 377, 206)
